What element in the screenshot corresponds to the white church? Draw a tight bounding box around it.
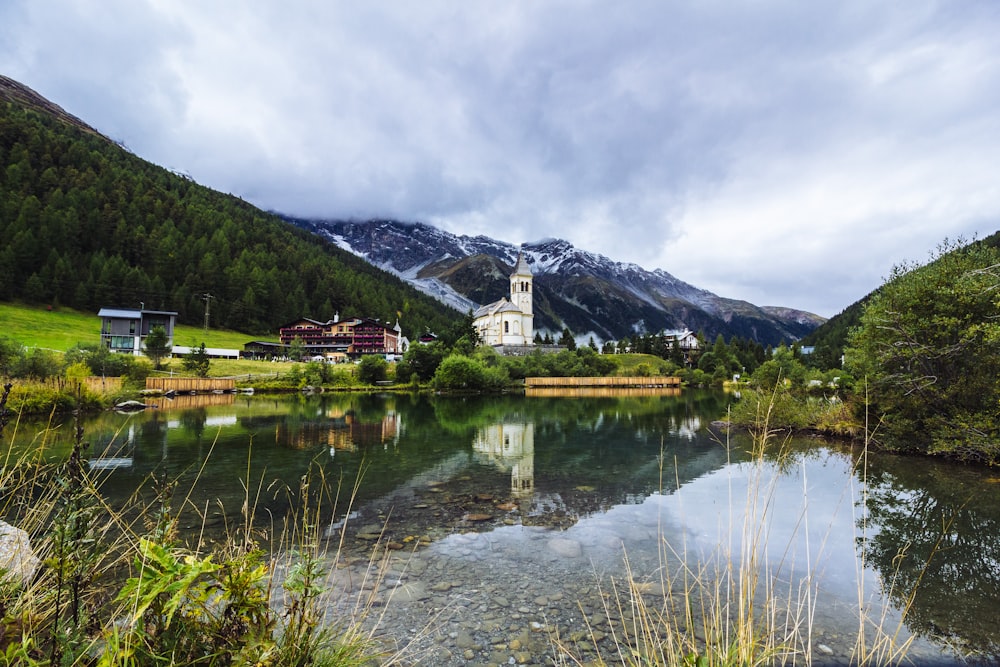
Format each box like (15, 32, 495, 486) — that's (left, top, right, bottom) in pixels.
(472, 252, 534, 347)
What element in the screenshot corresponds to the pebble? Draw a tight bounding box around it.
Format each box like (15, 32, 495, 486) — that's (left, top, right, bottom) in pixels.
(547, 537, 583, 558)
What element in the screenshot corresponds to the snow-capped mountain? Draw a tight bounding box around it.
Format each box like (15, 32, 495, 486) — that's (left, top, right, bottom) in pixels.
(285, 217, 825, 345)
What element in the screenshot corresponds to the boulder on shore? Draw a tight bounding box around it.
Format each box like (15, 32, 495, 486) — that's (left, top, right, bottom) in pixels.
(0, 521, 39, 585)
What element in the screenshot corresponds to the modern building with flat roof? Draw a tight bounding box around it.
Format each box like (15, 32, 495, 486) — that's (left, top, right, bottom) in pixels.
(98, 307, 177, 355)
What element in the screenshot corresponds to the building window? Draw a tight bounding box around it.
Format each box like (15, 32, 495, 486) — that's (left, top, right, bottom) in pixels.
(504, 321, 509, 333)
(110, 336, 132, 350)
(129, 320, 136, 335)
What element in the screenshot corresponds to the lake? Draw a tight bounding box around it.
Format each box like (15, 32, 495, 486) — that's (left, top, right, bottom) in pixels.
(7, 390, 999, 665)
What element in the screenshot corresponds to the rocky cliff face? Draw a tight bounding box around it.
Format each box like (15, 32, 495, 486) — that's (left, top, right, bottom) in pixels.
(287, 217, 825, 345)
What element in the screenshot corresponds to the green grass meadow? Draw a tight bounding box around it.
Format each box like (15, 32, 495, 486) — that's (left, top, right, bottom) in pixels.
(0, 301, 275, 352)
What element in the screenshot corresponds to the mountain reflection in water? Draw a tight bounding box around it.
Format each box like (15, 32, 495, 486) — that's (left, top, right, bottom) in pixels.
(8, 390, 1000, 662)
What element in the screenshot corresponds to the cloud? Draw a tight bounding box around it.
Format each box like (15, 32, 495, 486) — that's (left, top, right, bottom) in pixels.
(3, 0, 1000, 318)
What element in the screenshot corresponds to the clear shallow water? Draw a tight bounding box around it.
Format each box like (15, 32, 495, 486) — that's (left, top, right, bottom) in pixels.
(7, 390, 1000, 665)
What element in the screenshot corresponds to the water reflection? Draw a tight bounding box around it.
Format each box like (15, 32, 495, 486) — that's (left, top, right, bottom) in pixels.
(859, 452, 1000, 658)
(472, 420, 535, 498)
(6, 391, 1000, 661)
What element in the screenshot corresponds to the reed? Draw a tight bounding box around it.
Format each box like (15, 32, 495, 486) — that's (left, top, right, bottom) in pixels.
(0, 382, 390, 665)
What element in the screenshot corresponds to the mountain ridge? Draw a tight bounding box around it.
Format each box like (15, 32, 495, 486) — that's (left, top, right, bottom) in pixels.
(285, 217, 825, 345)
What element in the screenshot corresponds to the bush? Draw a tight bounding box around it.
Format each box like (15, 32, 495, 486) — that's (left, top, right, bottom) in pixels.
(11, 347, 63, 380)
(67, 344, 128, 377)
(125, 357, 153, 386)
(432, 355, 509, 392)
(0, 337, 25, 376)
(396, 342, 447, 382)
(749, 346, 807, 390)
(357, 355, 388, 385)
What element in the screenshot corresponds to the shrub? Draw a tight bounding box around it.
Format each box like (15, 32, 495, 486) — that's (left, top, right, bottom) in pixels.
(357, 355, 388, 385)
(11, 347, 62, 380)
(432, 355, 510, 392)
(396, 342, 447, 382)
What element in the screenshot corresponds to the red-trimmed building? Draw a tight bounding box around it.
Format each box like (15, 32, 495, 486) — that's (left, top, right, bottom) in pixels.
(278, 315, 406, 360)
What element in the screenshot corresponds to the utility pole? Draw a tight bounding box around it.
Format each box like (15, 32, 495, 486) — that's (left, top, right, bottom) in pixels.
(202, 292, 214, 333)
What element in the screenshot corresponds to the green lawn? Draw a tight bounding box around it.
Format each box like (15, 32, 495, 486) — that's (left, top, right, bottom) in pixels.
(610, 352, 677, 375)
(0, 302, 275, 352)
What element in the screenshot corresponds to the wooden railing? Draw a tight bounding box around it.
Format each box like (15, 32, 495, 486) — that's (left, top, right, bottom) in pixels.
(525, 386, 682, 398)
(524, 376, 681, 388)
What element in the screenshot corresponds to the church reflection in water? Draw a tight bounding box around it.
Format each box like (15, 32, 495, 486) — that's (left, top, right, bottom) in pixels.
(471, 421, 534, 499)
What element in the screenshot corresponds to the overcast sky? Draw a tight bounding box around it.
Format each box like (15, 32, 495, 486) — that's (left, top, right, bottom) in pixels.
(3, 1, 999, 318)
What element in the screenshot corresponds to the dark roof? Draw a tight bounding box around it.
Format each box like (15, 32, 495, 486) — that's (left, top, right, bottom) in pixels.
(98, 308, 178, 318)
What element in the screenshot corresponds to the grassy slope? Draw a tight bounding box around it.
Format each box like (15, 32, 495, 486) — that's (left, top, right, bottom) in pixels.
(608, 353, 677, 375)
(0, 301, 274, 352)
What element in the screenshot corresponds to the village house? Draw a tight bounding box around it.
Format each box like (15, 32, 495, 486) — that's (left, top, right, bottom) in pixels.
(473, 252, 534, 348)
(98, 307, 177, 355)
(663, 328, 700, 352)
(274, 314, 408, 361)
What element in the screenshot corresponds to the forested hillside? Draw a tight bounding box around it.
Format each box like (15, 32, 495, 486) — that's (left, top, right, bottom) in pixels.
(847, 236, 1000, 462)
(0, 84, 461, 337)
(801, 231, 1000, 367)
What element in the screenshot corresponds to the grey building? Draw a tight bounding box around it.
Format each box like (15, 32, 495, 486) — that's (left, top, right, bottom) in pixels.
(98, 308, 178, 355)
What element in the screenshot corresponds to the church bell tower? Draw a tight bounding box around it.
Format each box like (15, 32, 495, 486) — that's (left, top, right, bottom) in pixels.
(510, 251, 533, 343)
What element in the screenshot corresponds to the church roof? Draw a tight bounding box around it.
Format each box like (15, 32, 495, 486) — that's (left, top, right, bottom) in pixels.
(473, 297, 523, 319)
(511, 251, 532, 277)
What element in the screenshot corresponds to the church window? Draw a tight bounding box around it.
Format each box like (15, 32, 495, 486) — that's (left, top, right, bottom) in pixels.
(504, 321, 509, 333)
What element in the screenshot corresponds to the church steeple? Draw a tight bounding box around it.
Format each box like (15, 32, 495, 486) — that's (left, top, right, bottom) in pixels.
(512, 251, 532, 278)
(509, 251, 534, 343)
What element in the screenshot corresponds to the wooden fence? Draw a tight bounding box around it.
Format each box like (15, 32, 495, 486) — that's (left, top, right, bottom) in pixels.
(81, 376, 123, 394)
(525, 386, 682, 398)
(145, 377, 236, 393)
(524, 376, 681, 388)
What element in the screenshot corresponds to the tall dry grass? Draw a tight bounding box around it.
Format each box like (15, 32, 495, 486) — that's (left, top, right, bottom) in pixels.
(554, 383, 935, 667)
(0, 381, 392, 665)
